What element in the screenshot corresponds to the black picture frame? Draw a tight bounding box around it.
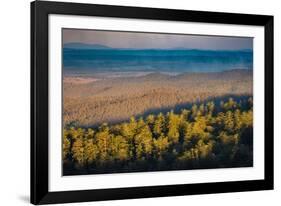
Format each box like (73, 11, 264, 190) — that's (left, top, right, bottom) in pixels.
(31, 0, 274, 204)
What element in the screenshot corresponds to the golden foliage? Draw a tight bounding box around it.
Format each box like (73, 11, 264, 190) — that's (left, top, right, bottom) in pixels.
(63, 97, 253, 175)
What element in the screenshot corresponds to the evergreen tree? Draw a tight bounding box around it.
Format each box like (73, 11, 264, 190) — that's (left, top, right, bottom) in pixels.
(167, 111, 180, 144)
(191, 104, 198, 120)
(134, 124, 153, 159)
(84, 128, 98, 165)
(95, 124, 111, 163)
(109, 135, 129, 161)
(84, 138, 98, 165)
(120, 117, 137, 141)
(153, 133, 169, 159)
(63, 129, 71, 160)
(146, 114, 155, 129)
(153, 113, 165, 137)
(71, 135, 85, 167)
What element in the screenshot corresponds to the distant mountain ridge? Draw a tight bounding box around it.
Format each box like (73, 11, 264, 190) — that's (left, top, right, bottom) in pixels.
(64, 43, 112, 50)
(63, 42, 253, 52)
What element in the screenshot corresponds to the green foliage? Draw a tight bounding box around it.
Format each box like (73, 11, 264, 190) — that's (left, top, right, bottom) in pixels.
(63, 97, 253, 175)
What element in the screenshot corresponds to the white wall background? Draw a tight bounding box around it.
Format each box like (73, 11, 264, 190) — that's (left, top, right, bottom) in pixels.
(0, 0, 279, 205)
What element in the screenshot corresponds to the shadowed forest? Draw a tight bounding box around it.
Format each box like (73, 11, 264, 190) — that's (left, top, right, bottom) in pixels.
(63, 93, 253, 175)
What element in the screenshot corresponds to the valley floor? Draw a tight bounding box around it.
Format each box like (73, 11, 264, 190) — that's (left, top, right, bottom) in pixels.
(63, 69, 253, 128)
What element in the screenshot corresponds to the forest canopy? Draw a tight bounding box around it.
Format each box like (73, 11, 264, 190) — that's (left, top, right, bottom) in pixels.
(63, 97, 253, 175)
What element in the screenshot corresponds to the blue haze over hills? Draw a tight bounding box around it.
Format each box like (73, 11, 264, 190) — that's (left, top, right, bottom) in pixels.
(63, 43, 253, 75)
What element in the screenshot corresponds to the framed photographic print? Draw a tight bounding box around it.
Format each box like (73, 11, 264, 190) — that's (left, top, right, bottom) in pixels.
(31, 0, 274, 204)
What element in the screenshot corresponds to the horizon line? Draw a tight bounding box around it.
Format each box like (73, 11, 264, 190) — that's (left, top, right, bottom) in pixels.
(63, 42, 253, 51)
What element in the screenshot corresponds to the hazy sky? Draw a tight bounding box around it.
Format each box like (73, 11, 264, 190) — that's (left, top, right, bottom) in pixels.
(63, 29, 253, 50)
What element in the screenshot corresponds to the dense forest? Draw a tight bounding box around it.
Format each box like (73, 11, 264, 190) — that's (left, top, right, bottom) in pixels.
(63, 97, 253, 175)
(63, 70, 253, 127)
